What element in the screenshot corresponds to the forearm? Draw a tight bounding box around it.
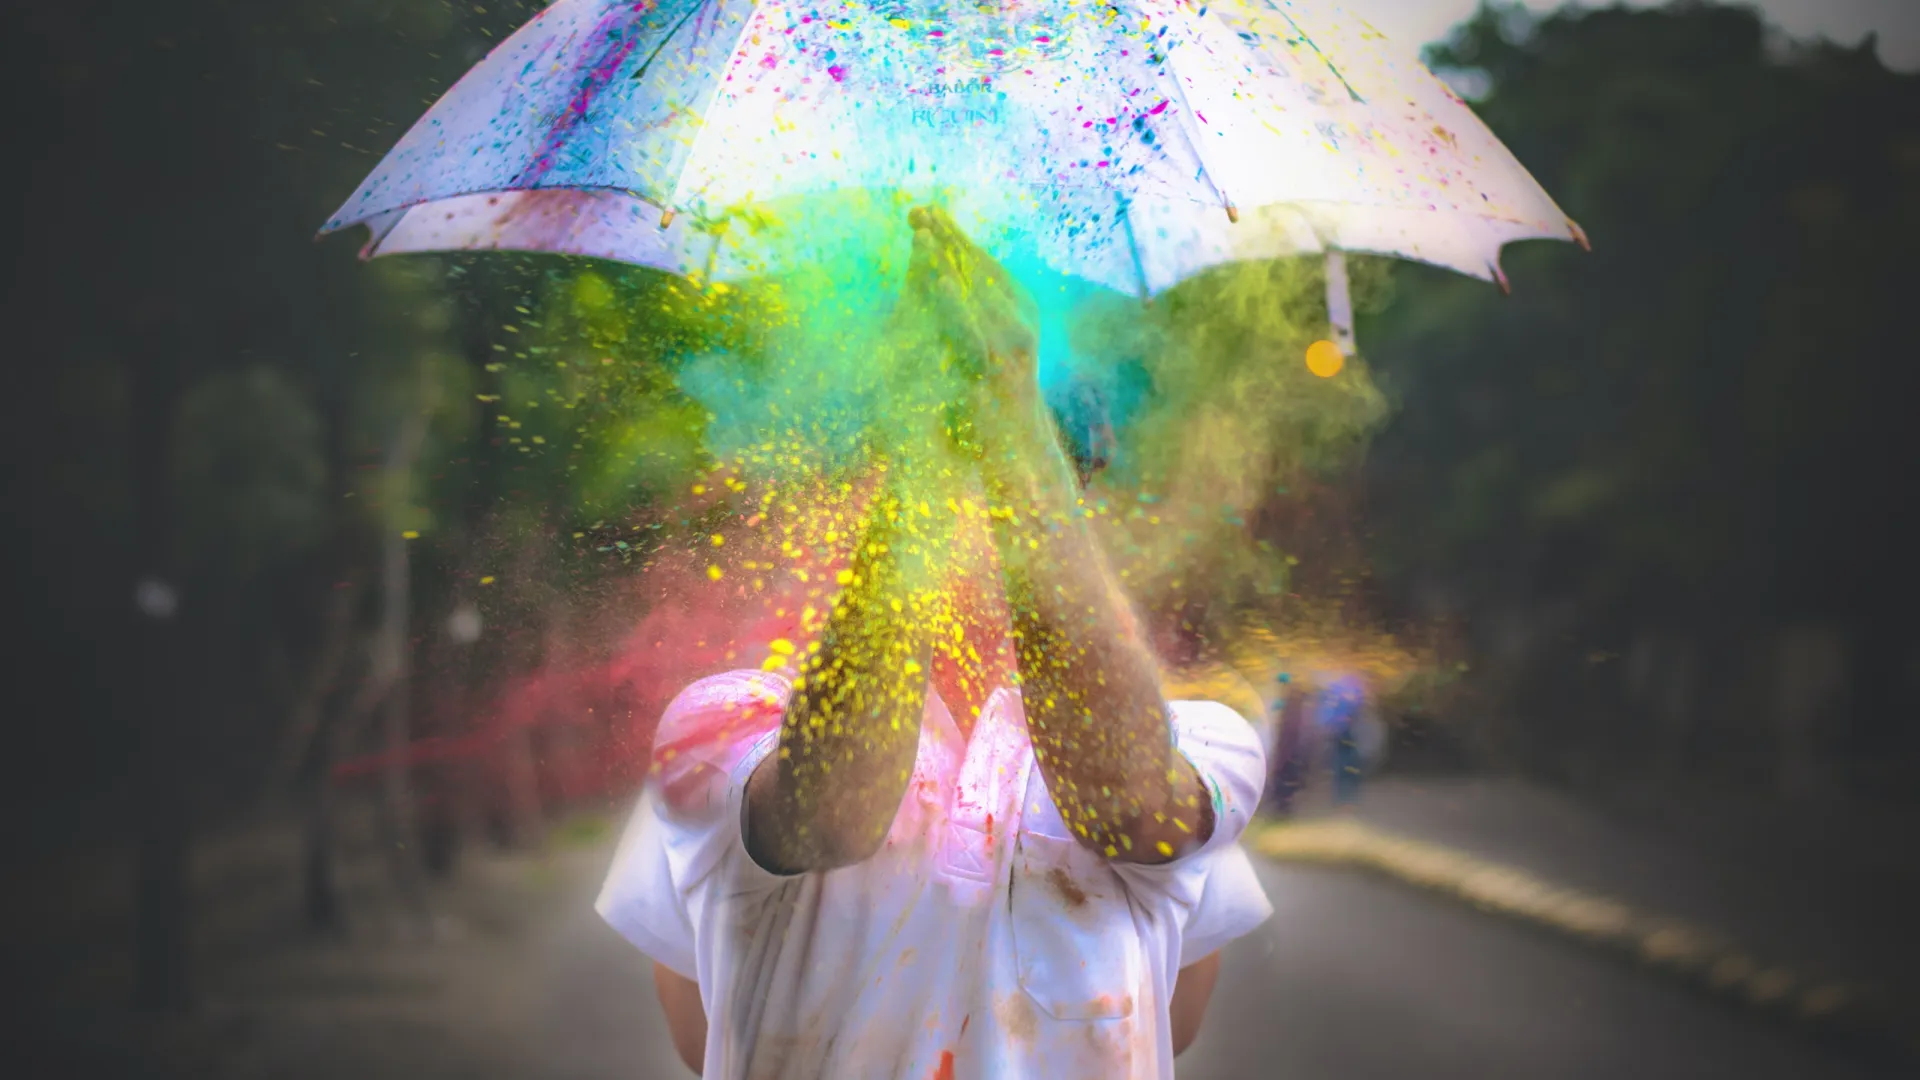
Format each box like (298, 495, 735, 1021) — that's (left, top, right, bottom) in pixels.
(981, 401, 1209, 860)
(1170, 952, 1223, 1056)
(653, 963, 707, 1074)
(748, 472, 943, 871)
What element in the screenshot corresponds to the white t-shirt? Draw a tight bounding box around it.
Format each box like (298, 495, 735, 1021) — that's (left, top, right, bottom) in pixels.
(597, 669, 1272, 1080)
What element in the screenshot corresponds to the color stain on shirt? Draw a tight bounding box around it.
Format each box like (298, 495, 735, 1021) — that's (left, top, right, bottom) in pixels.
(1046, 866, 1089, 908)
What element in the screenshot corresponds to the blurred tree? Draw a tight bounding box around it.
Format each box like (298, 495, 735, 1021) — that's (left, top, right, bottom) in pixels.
(1363, 3, 1920, 789)
(172, 368, 329, 580)
(0, 0, 539, 1002)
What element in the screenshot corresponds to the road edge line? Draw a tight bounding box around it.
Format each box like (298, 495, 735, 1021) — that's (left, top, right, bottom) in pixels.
(1246, 818, 1912, 1064)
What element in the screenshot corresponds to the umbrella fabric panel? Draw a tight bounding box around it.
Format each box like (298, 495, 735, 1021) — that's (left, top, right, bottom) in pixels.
(1296, 204, 1565, 284)
(368, 188, 708, 272)
(324, 0, 756, 235)
(666, 0, 1218, 214)
(1192, 0, 1574, 236)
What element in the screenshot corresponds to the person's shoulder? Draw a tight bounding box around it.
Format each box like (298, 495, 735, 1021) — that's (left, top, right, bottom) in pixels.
(664, 668, 791, 716)
(653, 668, 792, 816)
(1166, 697, 1262, 748)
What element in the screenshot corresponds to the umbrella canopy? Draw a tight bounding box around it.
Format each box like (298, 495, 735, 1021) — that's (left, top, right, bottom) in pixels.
(323, 0, 1584, 301)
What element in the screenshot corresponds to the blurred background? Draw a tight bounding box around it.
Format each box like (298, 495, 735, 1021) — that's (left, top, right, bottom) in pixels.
(3, 1, 1917, 1077)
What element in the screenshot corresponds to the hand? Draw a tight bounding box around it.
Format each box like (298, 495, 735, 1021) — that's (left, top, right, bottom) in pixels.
(904, 206, 1041, 404)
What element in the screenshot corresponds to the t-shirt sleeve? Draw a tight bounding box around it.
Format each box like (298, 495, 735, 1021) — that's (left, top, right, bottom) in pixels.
(1165, 698, 1267, 858)
(1177, 843, 1273, 967)
(1110, 698, 1272, 953)
(594, 669, 794, 980)
(596, 785, 699, 978)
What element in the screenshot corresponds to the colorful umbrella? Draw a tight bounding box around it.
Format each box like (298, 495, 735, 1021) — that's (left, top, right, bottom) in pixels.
(322, 0, 1585, 347)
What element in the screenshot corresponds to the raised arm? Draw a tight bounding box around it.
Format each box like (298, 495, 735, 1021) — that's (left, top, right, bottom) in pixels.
(743, 464, 948, 874)
(984, 393, 1211, 863)
(742, 226, 975, 874)
(909, 207, 1212, 864)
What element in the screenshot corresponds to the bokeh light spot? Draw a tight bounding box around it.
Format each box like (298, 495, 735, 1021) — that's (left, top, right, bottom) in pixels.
(1306, 339, 1345, 378)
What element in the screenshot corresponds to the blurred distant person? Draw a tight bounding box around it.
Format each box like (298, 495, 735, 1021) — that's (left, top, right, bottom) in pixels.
(1264, 672, 1311, 815)
(1319, 675, 1367, 808)
(597, 207, 1271, 1079)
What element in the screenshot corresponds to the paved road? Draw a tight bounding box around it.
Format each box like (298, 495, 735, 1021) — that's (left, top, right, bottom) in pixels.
(207, 841, 1890, 1080)
(204, 846, 686, 1080)
(1340, 775, 1920, 1005)
(1180, 859, 1887, 1080)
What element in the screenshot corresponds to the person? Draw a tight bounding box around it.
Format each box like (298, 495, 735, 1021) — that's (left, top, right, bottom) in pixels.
(1264, 672, 1311, 816)
(1319, 675, 1367, 808)
(597, 207, 1271, 1079)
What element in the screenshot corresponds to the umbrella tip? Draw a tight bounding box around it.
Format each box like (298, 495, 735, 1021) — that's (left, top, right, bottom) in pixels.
(1225, 204, 1240, 224)
(1490, 263, 1512, 296)
(660, 209, 675, 229)
(1569, 220, 1592, 253)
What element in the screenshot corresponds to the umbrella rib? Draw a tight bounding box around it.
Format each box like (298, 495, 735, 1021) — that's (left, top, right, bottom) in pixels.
(1268, 4, 1365, 104)
(1162, 67, 1235, 217)
(629, 0, 708, 86)
(659, 3, 763, 215)
(1118, 195, 1151, 301)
